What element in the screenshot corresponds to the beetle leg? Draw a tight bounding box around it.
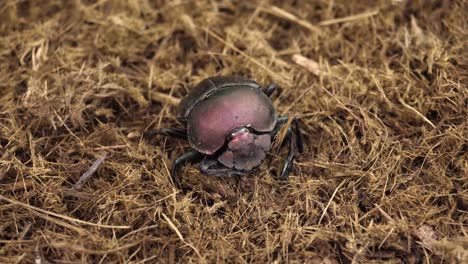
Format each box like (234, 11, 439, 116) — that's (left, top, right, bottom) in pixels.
(200, 156, 244, 177)
(144, 127, 187, 140)
(293, 118, 304, 153)
(271, 116, 304, 180)
(271, 115, 304, 153)
(262, 83, 282, 97)
(271, 115, 289, 136)
(279, 127, 297, 180)
(171, 150, 204, 188)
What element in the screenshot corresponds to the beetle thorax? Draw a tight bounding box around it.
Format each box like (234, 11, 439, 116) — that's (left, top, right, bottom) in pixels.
(217, 127, 272, 171)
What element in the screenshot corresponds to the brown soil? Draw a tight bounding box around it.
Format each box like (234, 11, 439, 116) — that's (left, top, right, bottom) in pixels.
(0, 0, 467, 263)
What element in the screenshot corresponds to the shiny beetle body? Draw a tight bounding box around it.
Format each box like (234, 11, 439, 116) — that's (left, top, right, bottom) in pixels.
(155, 76, 303, 186)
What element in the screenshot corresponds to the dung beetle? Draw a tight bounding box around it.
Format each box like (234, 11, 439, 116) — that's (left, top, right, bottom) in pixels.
(153, 76, 303, 187)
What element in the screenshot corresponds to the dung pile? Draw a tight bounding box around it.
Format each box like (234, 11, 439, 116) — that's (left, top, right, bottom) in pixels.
(0, 0, 466, 262)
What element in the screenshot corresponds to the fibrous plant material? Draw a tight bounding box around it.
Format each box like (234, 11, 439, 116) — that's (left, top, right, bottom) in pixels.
(0, 0, 467, 263)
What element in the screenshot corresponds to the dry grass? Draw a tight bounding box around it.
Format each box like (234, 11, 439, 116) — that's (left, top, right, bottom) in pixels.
(0, 0, 467, 263)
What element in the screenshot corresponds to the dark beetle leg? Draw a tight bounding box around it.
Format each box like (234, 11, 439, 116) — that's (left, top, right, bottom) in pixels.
(144, 127, 187, 140)
(271, 115, 289, 136)
(271, 115, 304, 153)
(271, 115, 304, 179)
(293, 118, 304, 153)
(171, 150, 204, 188)
(262, 83, 282, 97)
(200, 156, 244, 177)
(280, 128, 296, 179)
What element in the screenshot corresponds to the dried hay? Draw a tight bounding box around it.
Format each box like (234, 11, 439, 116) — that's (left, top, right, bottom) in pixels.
(0, 0, 467, 263)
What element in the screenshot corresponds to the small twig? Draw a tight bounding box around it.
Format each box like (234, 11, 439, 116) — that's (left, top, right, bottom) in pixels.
(318, 180, 346, 225)
(162, 213, 185, 242)
(35, 244, 42, 264)
(410, 15, 424, 40)
(149, 91, 181, 106)
(371, 75, 392, 106)
(61, 188, 97, 200)
(49, 240, 142, 254)
(374, 203, 395, 223)
(292, 54, 322, 76)
(18, 222, 33, 240)
(378, 226, 396, 249)
(2, 178, 36, 192)
(0, 194, 130, 229)
(161, 213, 203, 259)
(92, 145, 128, 150)
(319, 9, 379, 26)
(72, 152, 108, 190)
(28, 209, 88, 236)
(398, 97, 436, 128)
(262, 6, 321, 34)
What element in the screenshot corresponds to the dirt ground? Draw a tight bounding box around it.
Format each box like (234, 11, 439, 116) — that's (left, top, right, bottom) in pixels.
(0, 0, 467, 263)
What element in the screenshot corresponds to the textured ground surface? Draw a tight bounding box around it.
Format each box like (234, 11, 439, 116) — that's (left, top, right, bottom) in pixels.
(0, 0, 467, 263)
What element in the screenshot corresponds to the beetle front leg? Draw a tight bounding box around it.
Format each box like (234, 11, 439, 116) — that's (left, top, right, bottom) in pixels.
(280, 127, 297, 179)
(293, 118, 304, 153)
(271, 116, 304, 180)
(262, 83, 282, 97)
(271, 115, 289, 135)
(171, 149, 204, 188)
(272, 115, 304, 153)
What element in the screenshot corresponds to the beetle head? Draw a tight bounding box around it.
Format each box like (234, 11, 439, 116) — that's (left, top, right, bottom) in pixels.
(217, 127, 271, 171)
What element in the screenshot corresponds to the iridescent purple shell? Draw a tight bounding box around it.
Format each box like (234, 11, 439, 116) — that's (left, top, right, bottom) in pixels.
(177, 76, 277, 155)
